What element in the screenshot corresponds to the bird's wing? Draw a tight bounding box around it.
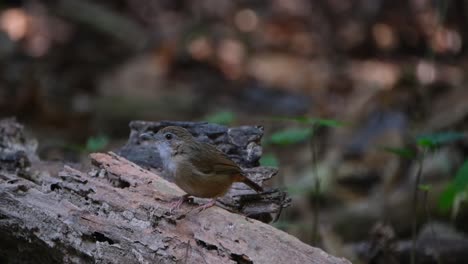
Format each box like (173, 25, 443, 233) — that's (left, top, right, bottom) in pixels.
(187, 142, 263, 193)
(189, 143, 241, 176)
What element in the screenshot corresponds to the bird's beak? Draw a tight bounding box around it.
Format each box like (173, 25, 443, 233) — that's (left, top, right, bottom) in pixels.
(139, 131, 155, 141)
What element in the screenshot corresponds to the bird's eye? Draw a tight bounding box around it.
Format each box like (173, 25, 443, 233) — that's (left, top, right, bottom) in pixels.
(165, 133, 173, 140)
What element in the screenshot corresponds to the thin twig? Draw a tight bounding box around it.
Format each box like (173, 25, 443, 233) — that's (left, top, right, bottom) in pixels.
(411, 149, 425, 264)
(310, 124, 320, 246)
(422, 190, 442, 264)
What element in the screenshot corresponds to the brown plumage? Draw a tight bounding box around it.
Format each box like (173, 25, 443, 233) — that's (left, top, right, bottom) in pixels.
(150, 126, 263, 199)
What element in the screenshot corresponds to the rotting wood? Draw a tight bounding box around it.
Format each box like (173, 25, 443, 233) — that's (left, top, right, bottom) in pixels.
(0, 118, 351, 263)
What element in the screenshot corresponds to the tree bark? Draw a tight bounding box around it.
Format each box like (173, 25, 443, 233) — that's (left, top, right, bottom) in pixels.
(0, 118, 350, 264)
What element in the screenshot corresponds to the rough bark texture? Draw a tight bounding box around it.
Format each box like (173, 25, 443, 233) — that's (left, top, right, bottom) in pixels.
(0, 118, 351, 264)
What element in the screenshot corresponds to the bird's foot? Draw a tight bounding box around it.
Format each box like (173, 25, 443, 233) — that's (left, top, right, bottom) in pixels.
(168, 194, 190, 214)
(194, 199, 217, 213)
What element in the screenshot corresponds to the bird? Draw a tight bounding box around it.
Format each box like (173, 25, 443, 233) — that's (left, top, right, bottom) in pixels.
(140, 126, 263, 212)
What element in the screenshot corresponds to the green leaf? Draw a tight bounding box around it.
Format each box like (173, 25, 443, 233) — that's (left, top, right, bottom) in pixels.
(205, 110, 235, 125)
(452, 161, 468, 188)
(417, 132, 465, 149)
(260, 153, 279, 167)
(313, 118, 345, 127)
(439, 160, 468, 211)
(439, 184, 457, 211)
(271, 116, 345, 127)
(380, 146, 416, 159)
(419, 184, 432, 192)
(269, 127, 313, 146)
(85, 135, 109, 152)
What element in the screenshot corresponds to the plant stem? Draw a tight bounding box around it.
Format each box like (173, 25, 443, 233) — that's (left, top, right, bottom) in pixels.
(310, 124, 320, 246)
(422, 189, 442, 264)
(411, 149, 425, 264)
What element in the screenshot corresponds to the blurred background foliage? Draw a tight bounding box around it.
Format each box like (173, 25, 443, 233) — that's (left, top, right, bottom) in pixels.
(1, 0, 468, 263)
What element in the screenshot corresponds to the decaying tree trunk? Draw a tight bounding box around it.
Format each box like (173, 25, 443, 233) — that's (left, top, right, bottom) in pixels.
(0, 118, 351, 264)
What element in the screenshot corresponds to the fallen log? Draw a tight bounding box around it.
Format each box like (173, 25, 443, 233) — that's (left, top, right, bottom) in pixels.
(0, 118, 350, 263)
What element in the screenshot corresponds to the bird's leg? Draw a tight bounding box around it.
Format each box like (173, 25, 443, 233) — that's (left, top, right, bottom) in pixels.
(169, 194, 190, 213)
(194, 199, 217, 212)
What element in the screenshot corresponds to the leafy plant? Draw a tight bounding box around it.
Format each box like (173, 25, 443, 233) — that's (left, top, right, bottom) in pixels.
(439, 160, 468, 213)
(85, 135, 109, 152)
(205, 110, 236, 125)
(418, 184, 432, 192)
(382, 130, 465, 264)
(272, 116, 345, 127)
(268, 127, 313, 146)
(417, 131, 465, 150)
(266, 116, 343, 246)
(260, 153, 279, 167)
(380, 146, 416, 159)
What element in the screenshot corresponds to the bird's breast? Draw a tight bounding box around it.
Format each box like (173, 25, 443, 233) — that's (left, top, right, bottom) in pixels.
(174, 164, 233, 198)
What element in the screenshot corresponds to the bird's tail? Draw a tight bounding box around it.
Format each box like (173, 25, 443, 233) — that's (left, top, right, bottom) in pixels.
(234, 174, 263, 192)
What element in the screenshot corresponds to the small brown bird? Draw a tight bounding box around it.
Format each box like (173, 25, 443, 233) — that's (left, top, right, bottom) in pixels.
(141, 126, 263, 211)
